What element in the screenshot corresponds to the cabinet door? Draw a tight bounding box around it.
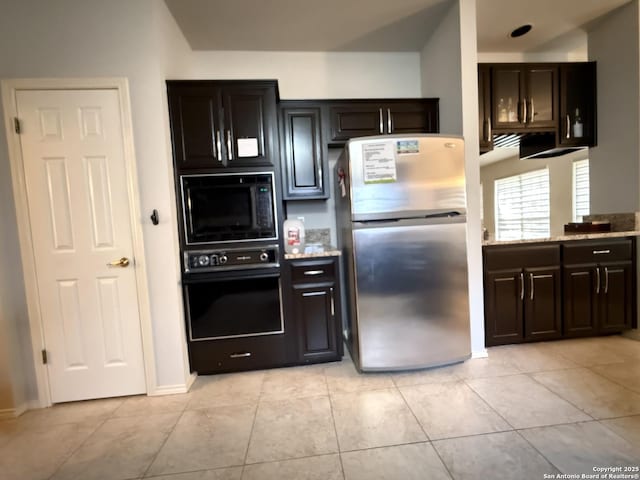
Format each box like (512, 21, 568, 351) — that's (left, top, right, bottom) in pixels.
(525, 65, 557, 128)
(328, 103, 384, 143)
(293, 284, 339, 363)
(563, 265, 599, 337)
(385, 100, 439, 135)
(478, 65, 493, 153)
(280, 105, 326, 199)
(559, 63, 597, 147)
(524, 266, 562, 341)
(491, 65, 526, 129)
(221, 84, 278, 166)
(168, 84, 224, 170)
(484, 269, 524, 346)
(599, 261, 633, 333)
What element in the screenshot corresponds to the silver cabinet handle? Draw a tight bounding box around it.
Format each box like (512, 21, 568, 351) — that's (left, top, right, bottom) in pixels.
(379, 108, 383, 133)
(230, 352, 251, 358)
(330, 287, 335, 316)
(523, 99, 528, 124)
(604, 267, 609, 294)
(529, 273, 535, 301)
(226, 130, 233, 160)
(529, 98, 535, 123)
(520, 272, 524, 301)
(593, 250, 611, 255)
(486, 117, 492, 142)
(566, 114, 571, 139)
(596, 267, 601, 294)
(387, 108, 392, 133)
(215, 130, 222, 161)
(302, 291, 326, 297)
(303, 270, 324, 276)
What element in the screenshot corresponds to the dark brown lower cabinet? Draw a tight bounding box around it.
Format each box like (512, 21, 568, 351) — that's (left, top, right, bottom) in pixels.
(563, 239, 635, 337)
(484, 244, 562, 347)
(485, 238, 636, 347)
(286, 257, 343, 364)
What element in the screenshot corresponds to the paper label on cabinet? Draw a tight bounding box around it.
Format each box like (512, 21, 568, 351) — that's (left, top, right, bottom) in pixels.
(237, 138, 259, 157)
(362, 141, 397, 184)
(396, 140, 419, 155)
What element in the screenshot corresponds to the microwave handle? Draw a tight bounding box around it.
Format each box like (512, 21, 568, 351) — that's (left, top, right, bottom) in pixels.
(226, 130, 234, 160)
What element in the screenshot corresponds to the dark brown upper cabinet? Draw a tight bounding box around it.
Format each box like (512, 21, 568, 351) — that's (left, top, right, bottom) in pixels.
(279, 102, 327, 200)
(167, 80, 279, 171)
(559, 62, 597, 147)
(491, 64, 558, 130)
(478, 65, 493, 153)
(327, 99, 439, 146)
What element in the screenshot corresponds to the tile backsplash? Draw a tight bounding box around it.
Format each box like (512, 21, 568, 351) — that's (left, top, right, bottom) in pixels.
(583, 212, 639, 231)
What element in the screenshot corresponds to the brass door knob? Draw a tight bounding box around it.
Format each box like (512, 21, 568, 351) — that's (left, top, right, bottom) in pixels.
(107, 257, 130, 268)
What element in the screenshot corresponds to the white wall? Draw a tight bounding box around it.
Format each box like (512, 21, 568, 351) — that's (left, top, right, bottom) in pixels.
(188, 52, 422, 99)
(420, 0, 485, 356)
(588, 0, 640, 214)
(0, 0, 193, 398)
(481, 150, 589, 238)
(420, 2, 463, 134)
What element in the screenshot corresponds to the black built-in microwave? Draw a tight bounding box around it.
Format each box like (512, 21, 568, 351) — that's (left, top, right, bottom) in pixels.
(180, 172, 277, 245)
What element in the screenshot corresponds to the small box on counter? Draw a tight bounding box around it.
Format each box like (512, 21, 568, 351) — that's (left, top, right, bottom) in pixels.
(563, 221, 611, 234)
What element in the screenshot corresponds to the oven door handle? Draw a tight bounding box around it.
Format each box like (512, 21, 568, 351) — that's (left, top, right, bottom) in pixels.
(182, 270, 280, 284)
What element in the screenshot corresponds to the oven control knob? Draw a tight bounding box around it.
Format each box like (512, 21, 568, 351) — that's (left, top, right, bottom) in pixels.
(219, 255, 228, 265)
(259, 252, 269, 262)
(197, 255, 210, 267)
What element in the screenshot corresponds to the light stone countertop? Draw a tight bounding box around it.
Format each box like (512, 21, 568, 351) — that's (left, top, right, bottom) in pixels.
(483, 230, 640, 247)
(284, 246, 341, 259)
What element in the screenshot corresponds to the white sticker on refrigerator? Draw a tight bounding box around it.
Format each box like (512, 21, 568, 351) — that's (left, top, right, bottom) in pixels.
(362, 141, 397, 184)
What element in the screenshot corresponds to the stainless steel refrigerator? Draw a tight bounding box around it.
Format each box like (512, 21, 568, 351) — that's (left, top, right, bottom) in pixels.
(335, 134, 470, 372)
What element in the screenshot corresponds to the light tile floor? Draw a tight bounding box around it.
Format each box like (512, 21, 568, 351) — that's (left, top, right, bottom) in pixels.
(1, 336, 640, 480)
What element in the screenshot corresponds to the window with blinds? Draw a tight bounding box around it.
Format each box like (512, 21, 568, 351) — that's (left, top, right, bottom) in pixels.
(573, 159, 590, 222)
(495, 168, 550, 240)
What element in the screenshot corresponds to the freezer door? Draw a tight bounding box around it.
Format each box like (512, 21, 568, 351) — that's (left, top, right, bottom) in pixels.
(348, 135, 466, 220)
(352, 218, 470, 370)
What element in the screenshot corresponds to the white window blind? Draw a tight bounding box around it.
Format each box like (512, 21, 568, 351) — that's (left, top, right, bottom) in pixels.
(573, 159, 590, 222)
(495, 168, 550, 241)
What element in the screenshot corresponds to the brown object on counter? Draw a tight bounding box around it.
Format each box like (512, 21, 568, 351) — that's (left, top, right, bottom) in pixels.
(564, 221, 611, 234)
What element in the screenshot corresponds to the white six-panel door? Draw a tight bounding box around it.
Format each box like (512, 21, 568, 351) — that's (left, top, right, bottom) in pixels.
(16, 89, 146, 403)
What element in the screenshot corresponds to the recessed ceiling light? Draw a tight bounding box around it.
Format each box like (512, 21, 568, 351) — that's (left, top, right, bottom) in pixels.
(510, 24, 532, 38)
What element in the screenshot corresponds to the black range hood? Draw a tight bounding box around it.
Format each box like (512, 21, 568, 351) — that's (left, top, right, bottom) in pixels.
(492, 132, 587, 159)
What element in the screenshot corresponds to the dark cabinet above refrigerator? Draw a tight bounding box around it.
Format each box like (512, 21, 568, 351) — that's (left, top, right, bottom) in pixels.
(167, 80, 280, 171)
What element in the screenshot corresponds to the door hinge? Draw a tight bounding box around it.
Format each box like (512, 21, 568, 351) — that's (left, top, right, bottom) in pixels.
(41, 349, 48, 364)
(14, 117, 21, 134)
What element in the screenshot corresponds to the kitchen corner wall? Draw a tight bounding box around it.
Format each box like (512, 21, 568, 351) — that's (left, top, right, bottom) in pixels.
(420, 0, 486, 356)
(588, 0, 640, 214)
(0, 0, 194, 403)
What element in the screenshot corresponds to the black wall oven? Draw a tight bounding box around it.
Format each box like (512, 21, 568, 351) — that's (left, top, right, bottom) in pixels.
(180, 171, 277, 245)
(182, 245, 283, 342)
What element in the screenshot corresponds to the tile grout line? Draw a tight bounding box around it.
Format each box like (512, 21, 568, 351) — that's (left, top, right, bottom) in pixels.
(240, 373, 267, 472)
(523, 370, 598, 420)
(512, 428, 565, 475)
(139, 405, 187, 478)
(584, 362, 640, 396)
(325, 368, 347, 480)
(45, 414, 110, 480)
(395, 385, 458, 480)
(462, 378, 519, 432)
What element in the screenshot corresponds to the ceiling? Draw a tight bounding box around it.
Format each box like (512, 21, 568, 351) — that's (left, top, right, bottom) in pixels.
(165, 0, 632, 52)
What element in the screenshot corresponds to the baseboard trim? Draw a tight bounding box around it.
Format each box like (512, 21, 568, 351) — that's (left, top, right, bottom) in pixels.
(0, 402, 32, 419)
(623, 329, 640, 341)
(472, 348, 489, 359)
(148, 372, 197, 396)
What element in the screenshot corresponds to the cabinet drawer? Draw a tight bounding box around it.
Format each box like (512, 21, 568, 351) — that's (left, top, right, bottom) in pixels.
(290, 258, 336, 283)
(484, 244, 560, 270)
(189, 334, 287, 374)
(563, 239, 632, 264)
